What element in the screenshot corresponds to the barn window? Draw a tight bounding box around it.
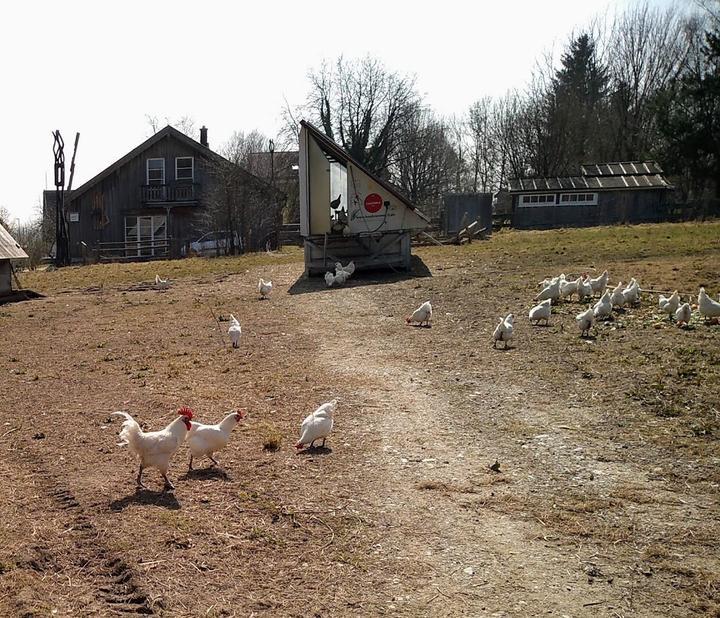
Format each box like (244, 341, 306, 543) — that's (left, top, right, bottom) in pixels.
(124, 215, 167, 257)
(176, 157, 194, 181)
(559, 193, 598, 205)
(146, 158, 165, 185)
(520, 194, 555, 207)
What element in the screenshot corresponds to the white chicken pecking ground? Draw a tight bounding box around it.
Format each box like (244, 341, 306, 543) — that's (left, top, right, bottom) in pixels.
(296, 400, 337, 450)
(228, 314, 242, 349)
(529, 299, 551, 325)
(187, 410, 246, 470)
(155, 274, 169, 288)
(112, 407, 194, 491)
(675, 302, 692, 327)
(258, 278, 273, 300)
(406, 301, 432, 327)
(493, 314, 514, 348)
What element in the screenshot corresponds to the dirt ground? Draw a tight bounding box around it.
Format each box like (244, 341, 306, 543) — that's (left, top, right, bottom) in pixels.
(1, 223, 719, 617)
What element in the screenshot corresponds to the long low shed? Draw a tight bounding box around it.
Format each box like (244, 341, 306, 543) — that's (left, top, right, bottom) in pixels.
(509, 161, 674, 229)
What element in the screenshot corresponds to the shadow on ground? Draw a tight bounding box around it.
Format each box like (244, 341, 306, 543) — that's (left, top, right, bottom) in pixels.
(287, 255, 432, 295)
(109, 489, 181, 511)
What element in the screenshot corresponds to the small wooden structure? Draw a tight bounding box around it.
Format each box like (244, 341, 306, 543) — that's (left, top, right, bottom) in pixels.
(298, 121, 428, 275)
(0, 223, 28, 296)
(509, 161, 674, 229)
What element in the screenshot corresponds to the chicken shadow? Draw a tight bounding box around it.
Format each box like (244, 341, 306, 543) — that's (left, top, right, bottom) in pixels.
(109, 489, 181, 512)
(287, 255, 432, 295)
(296, 445, 333, 456)
(179, 467, 231, 482)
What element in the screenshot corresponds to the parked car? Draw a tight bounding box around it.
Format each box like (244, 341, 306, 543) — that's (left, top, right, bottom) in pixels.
(184, 231, 242, 257)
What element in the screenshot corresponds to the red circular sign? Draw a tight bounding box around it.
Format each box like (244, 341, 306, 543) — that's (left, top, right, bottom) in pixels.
(364, 193, 383, 213)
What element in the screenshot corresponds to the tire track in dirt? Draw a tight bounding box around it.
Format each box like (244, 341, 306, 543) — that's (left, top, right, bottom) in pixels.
(9, 441, 158, 615)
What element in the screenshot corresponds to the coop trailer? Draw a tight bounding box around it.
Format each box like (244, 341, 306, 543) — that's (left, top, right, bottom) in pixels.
(299, 121, 428, 275)
(0, 223, 28, 297)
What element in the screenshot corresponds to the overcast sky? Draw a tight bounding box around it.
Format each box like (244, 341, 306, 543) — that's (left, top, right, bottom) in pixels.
(1, 0, 679, 223)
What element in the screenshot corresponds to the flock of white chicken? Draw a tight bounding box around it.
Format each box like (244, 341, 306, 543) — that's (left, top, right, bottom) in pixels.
(324, 261, 356, 287)
(516, 270, 720, 344)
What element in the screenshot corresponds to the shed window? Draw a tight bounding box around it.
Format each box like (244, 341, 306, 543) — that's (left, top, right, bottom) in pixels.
(520, 194, 555, 206)
(147, 158, 165, 185)
(559, 193, 598, 205)
(176, 157, 194, 181)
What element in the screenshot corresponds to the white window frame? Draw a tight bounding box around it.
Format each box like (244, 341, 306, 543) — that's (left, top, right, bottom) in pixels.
(519, 193, 556, 207)
(175, 156, 194, 182)
(559, 192, 598, 205)
(124, 214, 167, 257)
(146, 158, 165, 185)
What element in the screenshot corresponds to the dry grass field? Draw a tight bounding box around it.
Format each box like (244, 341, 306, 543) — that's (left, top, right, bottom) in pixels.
(1, 222, 719, 617)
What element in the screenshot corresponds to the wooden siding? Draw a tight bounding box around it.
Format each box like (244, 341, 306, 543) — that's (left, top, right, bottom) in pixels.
(66, 133, 213, 260)
(511, 189, 672, 229)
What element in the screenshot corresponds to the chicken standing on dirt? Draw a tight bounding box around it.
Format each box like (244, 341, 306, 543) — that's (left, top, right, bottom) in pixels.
(576, 306, 595, 337)
(406, 301, 432, 327)
(296, 400, 337, 450)
(112, 407, 194, 491)
(228, 314, 242, 348)
(698, 287, 720, 322)
(187, 410, 245, 470)
(258, 278, 273, 300)
(493, 314, 514, 348)
(529, 299, 551, 325)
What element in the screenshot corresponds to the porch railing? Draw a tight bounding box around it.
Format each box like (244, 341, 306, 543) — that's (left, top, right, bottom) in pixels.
(141, 183, 199, 203)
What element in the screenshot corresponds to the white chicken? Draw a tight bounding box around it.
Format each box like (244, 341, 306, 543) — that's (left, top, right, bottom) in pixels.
(698, 287, 720, 320)
(112, 407, 194, 490)
(577, 276, 594, 301)
(334, 270, 349, 286)
(335, 261, 356, 277)
(610, 281, 625, 307)
(529, 299, 551, 325)
(559, 276, 579, 301)
(187, 410, 246, 470)
(576, 306, 595, 337)
(493, 313, 514, 348)
(406, 300, 432, 327)
(622, 278, 641, 305)
(593, 291, 613, 319)
(589, 270, 609, 295)
(324, 271, 335, 287)
(155, 274, 169, 288)
(675, 302, 692, 326)
(658, 290, 680, 318)
(258, 278, 273, 299)
(296, 400, 337, 450)
(536, 278, 562, 302)
(228, 314, 242, 348)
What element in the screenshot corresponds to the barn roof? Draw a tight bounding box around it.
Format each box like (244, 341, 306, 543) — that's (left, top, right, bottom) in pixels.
(300, 120, 429, 222)
(0, 223, 29, 260)
(69, 125, 277, 203)
(581, 161, 664, 176)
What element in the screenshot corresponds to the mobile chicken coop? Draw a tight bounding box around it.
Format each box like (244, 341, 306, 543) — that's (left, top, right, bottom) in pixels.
(299, 121, 428, 275)
(0, 223, 28, 298)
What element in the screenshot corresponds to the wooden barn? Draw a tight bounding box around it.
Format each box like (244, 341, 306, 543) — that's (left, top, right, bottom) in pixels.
(509, 161, 674, 229)
(0, 223, 28, 297)
(49, 126, 280, 262)
(298, 121, 429, 275)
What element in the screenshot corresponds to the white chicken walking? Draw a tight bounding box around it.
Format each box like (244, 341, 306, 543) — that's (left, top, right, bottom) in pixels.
(698, 287, 720, 321)
(593, 291, 613, 319)
(112, 407, 194, 491)
(228, 314, 242, 348)
(258, 278, 273, 300)
(622, 278, 641, 305)
(406, 301, 432, 327)
(296, 400, 337, 450)
(493, 314, 514, 348)
(576, 306, 595, 337)
(529, 299, 551, 325)
(536, 278, 561, 302)
(658, 290, 680, 318)
(324, 271, 335, 287)
(187, 410, 246, 470)
(589, 270, 609, 295)
(610, 281, 625, 307)
(675, 302, 692, 326)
